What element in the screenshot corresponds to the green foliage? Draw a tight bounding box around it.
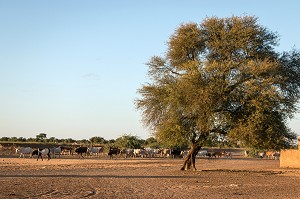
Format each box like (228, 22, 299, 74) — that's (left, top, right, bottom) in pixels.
(62, 138, 76, 144)
(114, 134, 144, 149)
(36, 133, 47, 142)
(89, 136, 107, 144)
(47, 137, 57, 143)
(144, 137, 161, 148)
(0, 137, 9, 141)
(136, 15, 300, 151)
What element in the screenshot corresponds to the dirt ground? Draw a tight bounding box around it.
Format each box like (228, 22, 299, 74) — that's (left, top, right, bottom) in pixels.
(0, 156, 300, 199)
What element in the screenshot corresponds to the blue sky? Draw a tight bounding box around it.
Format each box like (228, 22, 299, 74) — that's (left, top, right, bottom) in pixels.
(1, 1, 300, 140)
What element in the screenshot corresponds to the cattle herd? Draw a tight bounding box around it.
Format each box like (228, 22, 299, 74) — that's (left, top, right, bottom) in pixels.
(11, 145, 281, 161)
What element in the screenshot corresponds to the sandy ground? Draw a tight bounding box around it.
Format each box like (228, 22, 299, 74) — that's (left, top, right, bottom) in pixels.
(0, 156, 300, 199)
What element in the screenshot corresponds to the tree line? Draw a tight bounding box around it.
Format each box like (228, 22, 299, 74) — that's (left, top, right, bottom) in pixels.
(0, 133, 248, 149)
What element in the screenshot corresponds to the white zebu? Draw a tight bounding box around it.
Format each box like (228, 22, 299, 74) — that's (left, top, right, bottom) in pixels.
(133, 149, 147, 158)
(15, 147, 33, 158)
(88, 147, 104, 158)
(257, 152, 266, 158)
(161, 148, 172, 158)
(197, 150, 208, 157)
(120, 149, 134, 158)
(51, 146, 62, 158)
(145, 148, 160, 158)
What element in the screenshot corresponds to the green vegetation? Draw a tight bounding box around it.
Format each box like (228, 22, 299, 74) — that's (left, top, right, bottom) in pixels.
(136, 15, 300, 170)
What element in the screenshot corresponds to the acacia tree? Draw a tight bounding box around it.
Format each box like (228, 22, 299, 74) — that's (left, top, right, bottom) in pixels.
(89, 136, 107, 145)
(114, 134, 144, 149)
(136, 16, 300, 171)
(36, 133, 47, 142)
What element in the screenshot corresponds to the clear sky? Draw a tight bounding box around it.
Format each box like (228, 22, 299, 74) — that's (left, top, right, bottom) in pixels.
(1, 1, 300, 140)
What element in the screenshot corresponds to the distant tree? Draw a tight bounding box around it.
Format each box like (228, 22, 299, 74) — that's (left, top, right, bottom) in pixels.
(36, 133, 47, 142)
(66, 138, 76, 143)
(144, 137, 160, 148)
(77, 139, 89, 145)
(27, 137, 36, 142)
(114, 134, 144, 149)
(136, 16, 300, 171)
(145, 137, 157, 144)
(9, 137, 18, 142)
(0, 137, 9, 141)
(48, 137, 57, 143)
(89, 136, 107, 145)
(108, 139, 115, 144)
(55, 139, 63, 143)
(17, 137, 26, 142)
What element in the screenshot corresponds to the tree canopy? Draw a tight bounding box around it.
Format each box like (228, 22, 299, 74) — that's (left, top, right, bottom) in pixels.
(136, 16, 300, 170)
(114, 134, 144, 149)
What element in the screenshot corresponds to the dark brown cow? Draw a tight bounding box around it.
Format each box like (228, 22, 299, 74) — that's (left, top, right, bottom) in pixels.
(108, 147, 120, 159)
(61, 146, 73, 155)
(75, 147, 88, 158)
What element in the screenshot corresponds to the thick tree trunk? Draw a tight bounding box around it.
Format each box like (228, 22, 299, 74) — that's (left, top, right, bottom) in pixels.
(180, 144, 202, 171)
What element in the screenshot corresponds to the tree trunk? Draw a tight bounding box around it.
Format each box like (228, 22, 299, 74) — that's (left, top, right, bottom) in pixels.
(180, 144, 202, 171)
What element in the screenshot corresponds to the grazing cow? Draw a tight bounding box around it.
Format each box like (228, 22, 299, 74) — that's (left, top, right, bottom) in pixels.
(171, 149, 183, 158)
(108, 147, 120, 159)
(75, 147, 88, 158)
(31, 149, 39, 158)
(181, 150, 189, 159)
(272, 151, 280, 160)
(120, 148, 134, 158)
(60, 146, 73, 155)
(206, 151, 223, 158)
(144, 148, 160, 158)
(257, 152, 265, 158)
(206, 152, 214, 158)
(265, 151, 274, 159)
(133, 149, 147, 158)
(212, 151, 223, 158)
(15, 147, 33, 158)
(223, 151, 233, 159)
(161, 148, 172, 158)
(36, 148, 51, 161)
(51, 146, 62, 158)
(265, 150, 280, 160)
(88, 147, 104, 158)
(197, 150, 208, 158)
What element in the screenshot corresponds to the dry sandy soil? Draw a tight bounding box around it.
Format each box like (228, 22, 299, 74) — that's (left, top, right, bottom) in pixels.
(0, 156, 300, 199)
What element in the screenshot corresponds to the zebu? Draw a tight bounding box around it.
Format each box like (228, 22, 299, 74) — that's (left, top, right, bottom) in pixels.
(120, 148, 134, 158)
(223, 151, 233, 159)
(161, 149, 172, 158)
(108, 147, 120, 159)
(181, 150, 189, 159)
(171, 149, 183, 158)
(265, 151, 280, 160)
(133, 148, 147, 158)
(88, 147, 104, 158)
(36, 148, 51, 161)
(144, 148, 160, 158)
(51, 146, 62, 158)
(31, 149, 39, 158)
(60, 146, 73, 155)
(75, 147, 88, 158)
(197, 150, 208, 157)
(15, 147, 33, 158)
